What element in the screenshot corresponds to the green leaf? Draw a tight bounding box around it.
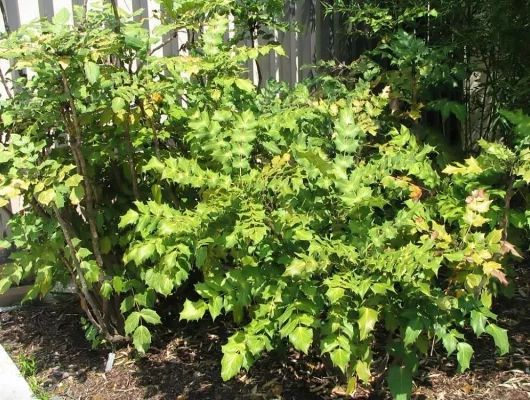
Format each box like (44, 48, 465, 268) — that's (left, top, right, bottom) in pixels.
(139, 309, 162, 325)
(388, 365, 412, 400)
(65, 174, 83, 187)
(84, 61, 100, 84)
(100, 236, 112, 255)
(221, 351, 243, 381)
(180, 299, 207, 321)
(119, 209, 139, 228)
(208, 296, 223, 321)
(100, 281, 113, 299)
(358, 307, 378, 340)
(112, 276, 124, 293)
(234, 78, 255, 93)
(283, 258, 306, 276)
(1, 113, 14, 125)
(120, 296, 134, 313)
(442, 157, 482, 175)
(53, 8, 70, 25)
(151, 184, 162, 204)
(330, 347, 351, 373)
(112, 97, 127, 113)
(442, 332, 457, 356)
(133, 325, 151, 354)
(37, 189, 56, 206)
(326, 287, 345, 304)
(125, 35, 145, 51)
(470, 310, 487, 337)
(456, 342, 474, 372)
(0, 278, 12, 294)
(125, 311, 140, 335)
(69, 185, 85, 205)
(485, 324, 509, 355)
(136, 243, 156, 264)
(404, 318, 422, 346)
(288, 326, 313, 354)
(356, 360, 371, 383)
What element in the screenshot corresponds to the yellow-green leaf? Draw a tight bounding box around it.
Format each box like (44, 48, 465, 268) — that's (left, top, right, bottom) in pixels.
(358, 307, 378, 340)
(37, 189, 56, 206)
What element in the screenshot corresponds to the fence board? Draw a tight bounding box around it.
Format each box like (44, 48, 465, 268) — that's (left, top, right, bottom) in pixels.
(0, 0, 333, 97)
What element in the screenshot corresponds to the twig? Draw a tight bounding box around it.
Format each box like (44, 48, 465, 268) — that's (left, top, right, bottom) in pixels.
(0, 68, 13, 99)
(149, 31, 178, 56)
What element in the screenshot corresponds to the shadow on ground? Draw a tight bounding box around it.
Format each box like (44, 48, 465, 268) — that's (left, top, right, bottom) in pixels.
(0, 264, 529, 400)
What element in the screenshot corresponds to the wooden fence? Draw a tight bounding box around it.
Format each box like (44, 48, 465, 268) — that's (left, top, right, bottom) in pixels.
(0, 0, 361, 93)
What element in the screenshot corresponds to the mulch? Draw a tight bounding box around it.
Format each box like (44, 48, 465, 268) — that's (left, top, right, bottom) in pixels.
(0, 267, 529, 400)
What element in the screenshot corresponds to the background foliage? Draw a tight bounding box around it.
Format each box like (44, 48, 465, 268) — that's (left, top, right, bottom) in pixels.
(0, 1, 529, 399)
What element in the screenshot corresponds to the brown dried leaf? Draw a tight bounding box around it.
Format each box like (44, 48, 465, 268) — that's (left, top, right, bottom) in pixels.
(463, 383, 472, 394)
(491, 269, 509, 286)
(500, 241, 523, 258)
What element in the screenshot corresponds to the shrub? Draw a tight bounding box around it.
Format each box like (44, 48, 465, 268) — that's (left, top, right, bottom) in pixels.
(0, 2, 527, 399)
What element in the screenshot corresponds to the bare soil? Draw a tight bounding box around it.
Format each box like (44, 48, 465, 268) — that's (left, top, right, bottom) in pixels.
(0, 268, 529, 400)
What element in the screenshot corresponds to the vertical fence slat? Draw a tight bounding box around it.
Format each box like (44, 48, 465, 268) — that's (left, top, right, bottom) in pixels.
(145, 0, 163, 57)
(39, 0, 55, 20)
(298, 0, 317, 81)
(117, 0, 135, 15)
(0, 1, 12, 100)
(279, 1, 297, 86)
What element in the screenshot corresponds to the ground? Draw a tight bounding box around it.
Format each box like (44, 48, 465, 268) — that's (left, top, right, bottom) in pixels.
(0, 268, 529, 400)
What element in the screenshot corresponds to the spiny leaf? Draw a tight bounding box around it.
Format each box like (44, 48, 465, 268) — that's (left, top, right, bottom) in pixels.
(37, 189, 56, 206)
(470, 310, 487, 337)
(180, 299, 208, 321)
(456, 342, 474, 372)
(404, 318, 422, 346)
(65, 174, 83, 187)
(388, 365, 412, 400)
(139, 309, 162, 325)
(69, 185, 85, 205)
(288, 326, 313, 354)
(221, 351, 243, 381)
(0, 278, 12, 294)
(119, 209, 139, 228)
(485, 324, 509, 355)
(330, 347, 351, 373)
(234, 78, 255, 93)
(125, 311, 140, 335)
(133, 325, 151, 354)
(356, 360, 371, 383)
(358, 307, 378, 340)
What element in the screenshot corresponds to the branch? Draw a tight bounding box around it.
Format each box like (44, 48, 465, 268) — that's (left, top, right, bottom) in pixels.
(0, 68, 12, 99)
(52, 203, 107, 335)
(149, 31, 178, 56)
(109, 0, 121, 34)
(60, 68, 106, 272)
(0, 0, 10, 35)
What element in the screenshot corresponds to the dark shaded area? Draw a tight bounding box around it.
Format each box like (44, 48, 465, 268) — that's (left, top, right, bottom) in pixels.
(0, 265, 529, 400)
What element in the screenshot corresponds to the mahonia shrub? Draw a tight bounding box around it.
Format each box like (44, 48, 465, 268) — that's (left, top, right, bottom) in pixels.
(0, 2, 286, 343)
(0, 1, 527, 399)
